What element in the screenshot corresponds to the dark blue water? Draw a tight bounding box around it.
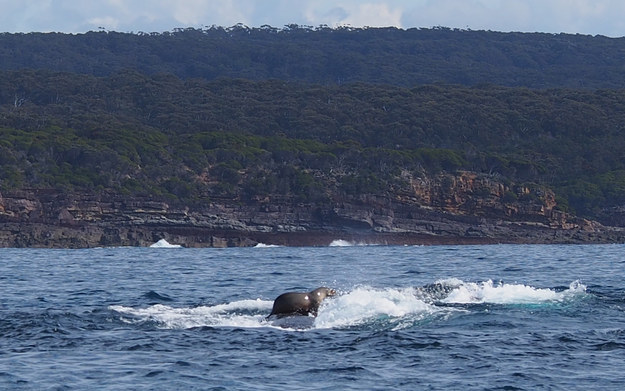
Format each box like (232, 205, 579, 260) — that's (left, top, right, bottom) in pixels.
(2, 243, 625, 390)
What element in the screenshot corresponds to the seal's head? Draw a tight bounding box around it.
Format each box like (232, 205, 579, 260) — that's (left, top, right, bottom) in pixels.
(309, 287, 336, 304)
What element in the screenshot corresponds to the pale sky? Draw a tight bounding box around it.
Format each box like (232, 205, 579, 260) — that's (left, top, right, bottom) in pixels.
(2, 0, 625, 37)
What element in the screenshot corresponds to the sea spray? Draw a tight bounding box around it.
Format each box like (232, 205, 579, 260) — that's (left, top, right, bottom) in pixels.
(108, 280, 588, 330)
(110, 299, 273, 329)
(329, 239, 355, 247)
(440, 279, 587, 304)
(149, 239, 182, 248)
(253, 243, 282, 248)
(314, 286, 436, 329)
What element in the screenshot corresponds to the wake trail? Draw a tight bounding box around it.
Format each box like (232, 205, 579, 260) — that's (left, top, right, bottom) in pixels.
(108, 280, 588, 331)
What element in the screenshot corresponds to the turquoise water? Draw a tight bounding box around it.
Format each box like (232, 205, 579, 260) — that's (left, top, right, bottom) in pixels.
(1, 243, 624, 390)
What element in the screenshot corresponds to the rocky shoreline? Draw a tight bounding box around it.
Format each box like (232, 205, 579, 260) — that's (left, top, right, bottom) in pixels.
(1, 188, 623, 248)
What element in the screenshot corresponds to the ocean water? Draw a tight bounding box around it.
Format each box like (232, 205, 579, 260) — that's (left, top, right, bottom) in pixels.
(1, 242, 625, 390)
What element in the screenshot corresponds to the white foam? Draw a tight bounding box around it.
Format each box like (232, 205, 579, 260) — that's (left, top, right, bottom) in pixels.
(254, 243, 281, 248)
(149, 239, 182, 248)
(108, 288, 436, 331)
(110, 299, 273, 329)
(329, 239, 354, 247)
(435, 277, 465, 286)
(109, 281, 587, 331)
(314, 287, 435, 329)
(441, 279, 586, 304)
(328, 239, 374, 246)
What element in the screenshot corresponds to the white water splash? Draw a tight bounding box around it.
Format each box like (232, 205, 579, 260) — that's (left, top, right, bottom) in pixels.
(109, 280, 587, 331)
(328, 239, 375, 246)
(314, 287, 436, 329)
(110, 299, 273, 329)
(149, 239, 182, 248)
(329, 239, 354, 247)
(254, 243, 282, 248)
(440, 279, 586, 304)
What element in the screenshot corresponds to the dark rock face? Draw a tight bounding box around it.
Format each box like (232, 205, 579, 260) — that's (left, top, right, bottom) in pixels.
(0, 172, 623, 248)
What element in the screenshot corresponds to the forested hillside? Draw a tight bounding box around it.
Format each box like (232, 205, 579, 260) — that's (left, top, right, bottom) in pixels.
(1, 27, 625, 247)
(1, 69, 625, 220)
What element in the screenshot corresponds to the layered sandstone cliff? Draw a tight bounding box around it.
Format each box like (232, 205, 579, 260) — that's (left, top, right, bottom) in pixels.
(0, 172, 621, 248)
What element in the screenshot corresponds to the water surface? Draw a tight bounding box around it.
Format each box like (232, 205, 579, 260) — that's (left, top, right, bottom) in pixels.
(2, 243, 625, 390)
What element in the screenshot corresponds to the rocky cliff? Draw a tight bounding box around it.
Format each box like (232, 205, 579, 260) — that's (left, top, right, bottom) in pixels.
(0, 172, 622, 248)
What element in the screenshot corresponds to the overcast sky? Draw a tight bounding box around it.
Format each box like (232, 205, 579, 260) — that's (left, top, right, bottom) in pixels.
(2, 0, 625, 37)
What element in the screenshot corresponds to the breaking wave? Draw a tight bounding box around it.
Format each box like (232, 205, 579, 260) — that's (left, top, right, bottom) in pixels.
(328, 239, 376, 247)
(149, 239, 183, 248)
(253, 243, 282, 248)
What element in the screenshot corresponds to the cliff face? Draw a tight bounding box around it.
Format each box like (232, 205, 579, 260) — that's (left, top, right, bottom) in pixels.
(0, 172, 621, 248)
(410, 171, 560, 222)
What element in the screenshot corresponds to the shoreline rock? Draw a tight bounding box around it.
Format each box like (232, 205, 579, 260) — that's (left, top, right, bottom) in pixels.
(0, 189, 623, 248)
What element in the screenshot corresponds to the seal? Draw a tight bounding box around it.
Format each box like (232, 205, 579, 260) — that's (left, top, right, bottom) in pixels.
(268, 287, 336, 318)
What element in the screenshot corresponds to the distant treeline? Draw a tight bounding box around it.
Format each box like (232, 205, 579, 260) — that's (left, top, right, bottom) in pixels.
(2, 26, 625, 88)
(1, 70, 625, 217)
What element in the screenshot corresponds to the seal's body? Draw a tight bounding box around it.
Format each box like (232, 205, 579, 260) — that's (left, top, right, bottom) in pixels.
(269, 287, 336, 318)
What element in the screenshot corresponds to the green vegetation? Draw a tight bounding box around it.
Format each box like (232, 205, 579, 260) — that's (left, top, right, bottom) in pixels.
(2, 27, 625, 88)
(0, 69, 625, 219)
(2, 27, 625, 223)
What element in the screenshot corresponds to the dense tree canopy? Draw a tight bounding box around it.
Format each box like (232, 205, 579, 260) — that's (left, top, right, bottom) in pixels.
(3, 27, 625, 224)
(1, 69, 625, 218)
(2, 26, 625, 88)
